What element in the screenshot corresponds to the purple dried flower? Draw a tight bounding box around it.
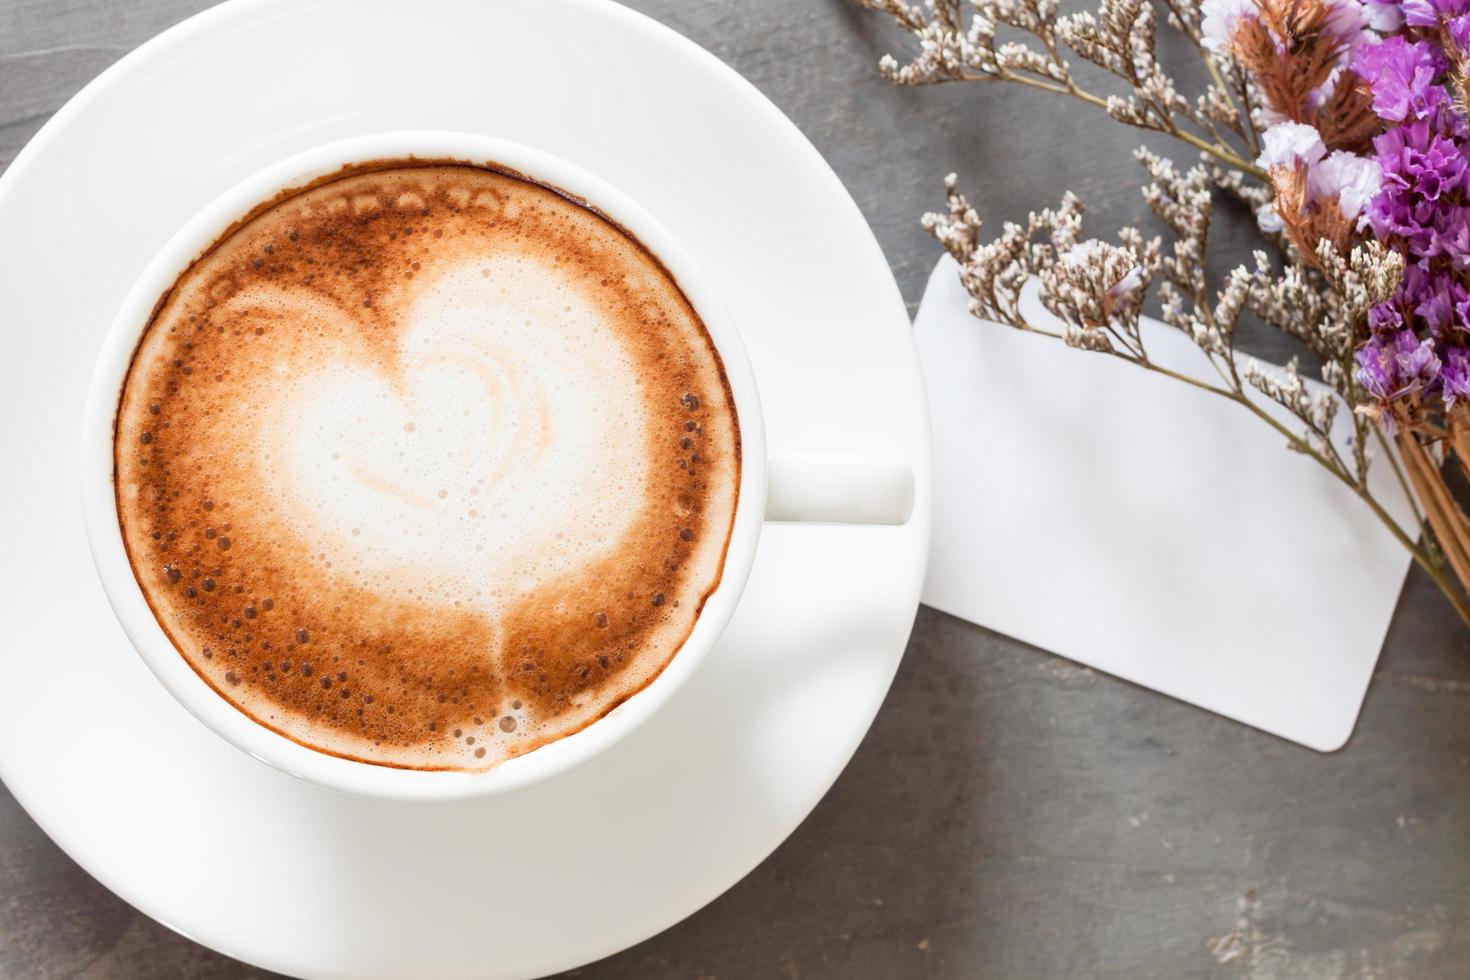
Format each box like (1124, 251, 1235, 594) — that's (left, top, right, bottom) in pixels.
(1456, 289, 1470, 330)
(1401, 333, 1443, 382)
(1358, 327, 1440, 405)
(1442, 347, 1470, 406)
(1369, 299, 1406, 332)
(1357, 328, 1443, 403)
(1353, 37, 1449, 123)
(1452, 12, 1470, 51)
(1365, 121, 1470, 251)
(1357, 335, 1396, 399)
(1412, 267, 1470, 331)
(1403, 0, 1470, 28)
(1431, 207, 1470, 268)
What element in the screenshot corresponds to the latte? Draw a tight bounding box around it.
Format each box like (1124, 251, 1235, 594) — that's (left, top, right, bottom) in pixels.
(113, 161, 740, 771)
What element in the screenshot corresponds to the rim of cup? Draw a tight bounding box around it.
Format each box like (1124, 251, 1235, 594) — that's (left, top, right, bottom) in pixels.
(80, 131, 768, 803)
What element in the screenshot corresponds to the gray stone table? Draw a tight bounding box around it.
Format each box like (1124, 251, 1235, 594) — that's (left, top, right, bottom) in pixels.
(2, 1, 1467, 977)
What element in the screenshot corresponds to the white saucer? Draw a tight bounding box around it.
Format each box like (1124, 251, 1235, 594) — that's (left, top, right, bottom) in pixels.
(0, 1, 931, 977)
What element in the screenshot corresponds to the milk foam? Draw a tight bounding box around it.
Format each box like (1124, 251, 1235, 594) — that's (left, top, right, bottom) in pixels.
(241, 256, 651, 613)
(113, 163, 740, 771)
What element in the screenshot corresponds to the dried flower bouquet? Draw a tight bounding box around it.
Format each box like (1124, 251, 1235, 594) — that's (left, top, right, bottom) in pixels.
(855, 0, 1470, 629)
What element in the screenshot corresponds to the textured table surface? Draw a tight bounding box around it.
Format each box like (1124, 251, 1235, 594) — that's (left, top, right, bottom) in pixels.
(3, 1, 1468, 977)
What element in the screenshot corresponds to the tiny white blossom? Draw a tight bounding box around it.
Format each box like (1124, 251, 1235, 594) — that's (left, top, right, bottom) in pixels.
(1200, 0, 1257, 52)
(1256, 122, 1327, 170)
(1308, 150, 1382, 220)
(1060, 240, 1143, 304)
(1110, 266, 1145, 297)
(1256, 203, 1285, 234)
(1061, 240, 1103, 269)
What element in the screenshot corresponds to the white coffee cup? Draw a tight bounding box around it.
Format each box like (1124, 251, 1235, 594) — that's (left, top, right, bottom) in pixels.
(81, 131, 914, 803)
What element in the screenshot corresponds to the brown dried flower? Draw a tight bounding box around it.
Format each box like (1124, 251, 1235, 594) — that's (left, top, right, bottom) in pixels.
(1228, 0, 1376, 152)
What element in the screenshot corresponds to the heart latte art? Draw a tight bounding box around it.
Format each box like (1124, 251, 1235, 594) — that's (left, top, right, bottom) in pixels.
(114, 162, 740, 770)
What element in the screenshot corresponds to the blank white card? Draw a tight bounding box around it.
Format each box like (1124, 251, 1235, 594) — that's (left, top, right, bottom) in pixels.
(915, 257, 1416, 750)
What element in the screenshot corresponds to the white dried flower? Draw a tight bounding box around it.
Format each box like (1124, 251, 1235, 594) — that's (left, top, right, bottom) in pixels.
(1322, 0, 1371, 49)
(1044, 238, 1147, 329)
(1256, 122, 1327, 170)
(1360, 0, 1403, 32)
(1308, 151, 1382, 221)
(1199, 0, 1257, 52)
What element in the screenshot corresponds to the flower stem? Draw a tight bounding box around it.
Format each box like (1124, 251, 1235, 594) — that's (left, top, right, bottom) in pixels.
(1206, 57, 1247, 140)
(1397, 432, 1470, 629)
(1375, 426, 1426, 532)
(981, 72, 1269, 179)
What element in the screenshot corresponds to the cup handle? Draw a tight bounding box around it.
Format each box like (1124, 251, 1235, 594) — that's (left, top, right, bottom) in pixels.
(764, 451, 915, 525)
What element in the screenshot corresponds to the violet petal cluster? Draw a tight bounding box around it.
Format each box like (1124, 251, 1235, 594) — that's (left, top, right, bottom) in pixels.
(1354, 13, 1470, 413)
(1353, 36, 1450, 122)
(1403, 0, 1470, 28)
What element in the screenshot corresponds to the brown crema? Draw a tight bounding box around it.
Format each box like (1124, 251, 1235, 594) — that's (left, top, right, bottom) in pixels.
(114, 161, 740, 771)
